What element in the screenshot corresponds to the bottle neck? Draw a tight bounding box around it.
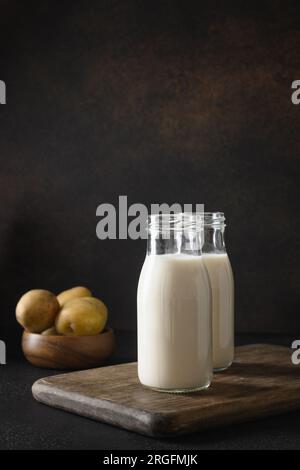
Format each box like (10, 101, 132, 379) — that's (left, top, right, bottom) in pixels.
(202, 225, 226, 254)
(147, 229, 203, 255)
(146, 214, 203, 256)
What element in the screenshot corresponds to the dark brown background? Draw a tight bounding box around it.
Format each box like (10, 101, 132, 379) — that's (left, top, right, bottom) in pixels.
(0, 0, 299, 336)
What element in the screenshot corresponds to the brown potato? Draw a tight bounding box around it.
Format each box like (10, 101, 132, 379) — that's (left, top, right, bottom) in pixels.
(55, 297, 108, 336)
(16, 289, 60, 333)
(57, 286, 92, 307)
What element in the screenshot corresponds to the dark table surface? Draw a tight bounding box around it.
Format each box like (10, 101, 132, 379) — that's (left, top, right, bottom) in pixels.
(0, 330, 299, 450)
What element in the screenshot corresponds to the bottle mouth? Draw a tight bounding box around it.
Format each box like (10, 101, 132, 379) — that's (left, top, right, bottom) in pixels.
(147, 212, 225, 232)
(147, 213, 203, 233)
(202, 212, 225, 226)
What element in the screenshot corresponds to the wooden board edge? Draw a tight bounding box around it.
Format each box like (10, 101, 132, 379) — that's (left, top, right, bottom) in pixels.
(32, 379, 173, 438)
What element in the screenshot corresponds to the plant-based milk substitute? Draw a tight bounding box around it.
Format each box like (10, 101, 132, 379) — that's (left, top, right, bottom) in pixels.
(202, 212, 234, 371)
(137, 214, 212, 392)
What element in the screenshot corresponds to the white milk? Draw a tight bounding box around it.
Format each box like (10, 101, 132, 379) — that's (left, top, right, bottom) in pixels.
(137, 253, 212, 392)
(202, 253, 234, 370)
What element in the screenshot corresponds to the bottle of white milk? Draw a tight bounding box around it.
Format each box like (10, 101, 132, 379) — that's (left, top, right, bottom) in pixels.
(137, 213, 212, 393)
(202, 212, 234, 371)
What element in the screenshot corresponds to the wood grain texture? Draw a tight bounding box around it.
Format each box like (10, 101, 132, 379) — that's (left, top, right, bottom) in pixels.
(23, 328, 116, 370)
(32, 344, 300, 438)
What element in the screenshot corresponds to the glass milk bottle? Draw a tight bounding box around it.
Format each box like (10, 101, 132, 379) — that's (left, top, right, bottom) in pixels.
(202, 212, 234, 371)
(137, 213, 212, 393)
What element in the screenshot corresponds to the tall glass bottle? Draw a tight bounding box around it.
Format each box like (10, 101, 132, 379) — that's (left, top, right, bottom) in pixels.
(202, 212, 234, 371)
(137, 213, 212, 393)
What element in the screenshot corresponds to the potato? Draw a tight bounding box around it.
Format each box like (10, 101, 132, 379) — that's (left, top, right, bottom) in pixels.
(16, 289, 60, 333)
(57, 286, 92, 307)
(55, 297, 108, 336)
(41, 326, 59, 336)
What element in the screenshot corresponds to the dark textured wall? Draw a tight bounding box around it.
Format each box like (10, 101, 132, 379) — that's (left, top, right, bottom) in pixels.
(0, 0, 299, 335)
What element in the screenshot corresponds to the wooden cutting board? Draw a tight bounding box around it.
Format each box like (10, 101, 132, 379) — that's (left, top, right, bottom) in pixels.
(32, 344, 300, 438)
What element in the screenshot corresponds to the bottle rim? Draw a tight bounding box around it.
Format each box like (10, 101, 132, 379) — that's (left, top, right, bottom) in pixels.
(202, 212, 225, 226)
(147, 212, 225, 230)
(147, 213, 203, 232)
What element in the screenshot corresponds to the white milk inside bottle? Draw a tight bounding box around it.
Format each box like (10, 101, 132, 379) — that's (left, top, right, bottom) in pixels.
(137, 214, 212, 392)
(202, 212, 234, 371)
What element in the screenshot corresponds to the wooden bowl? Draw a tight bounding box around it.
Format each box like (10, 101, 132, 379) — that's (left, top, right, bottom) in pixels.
(22, 328, 116, 370)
